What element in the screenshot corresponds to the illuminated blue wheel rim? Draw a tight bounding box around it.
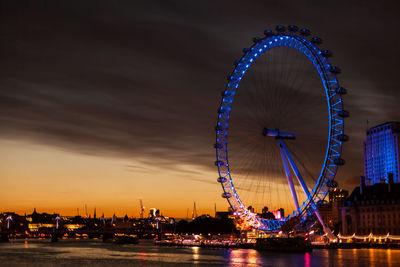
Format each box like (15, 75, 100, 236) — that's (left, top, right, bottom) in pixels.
(215, 26, 347, 231)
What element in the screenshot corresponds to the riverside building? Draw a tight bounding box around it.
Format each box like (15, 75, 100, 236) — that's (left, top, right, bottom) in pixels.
(340, 122, 400, 235)
(341, 176, 400, 235)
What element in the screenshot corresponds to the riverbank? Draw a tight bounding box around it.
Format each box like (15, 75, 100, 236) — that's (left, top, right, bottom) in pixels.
(315, 242, 400, 249)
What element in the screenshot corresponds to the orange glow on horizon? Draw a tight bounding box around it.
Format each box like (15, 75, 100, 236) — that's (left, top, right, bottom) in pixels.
(0, 139, 227, 218)
(1, 139, 301, 218)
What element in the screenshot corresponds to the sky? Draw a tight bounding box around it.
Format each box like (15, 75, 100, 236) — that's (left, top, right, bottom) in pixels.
(1, 0, 399, 217)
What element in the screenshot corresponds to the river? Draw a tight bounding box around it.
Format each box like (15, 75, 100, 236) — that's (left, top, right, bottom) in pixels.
(0, 239, 399, 266)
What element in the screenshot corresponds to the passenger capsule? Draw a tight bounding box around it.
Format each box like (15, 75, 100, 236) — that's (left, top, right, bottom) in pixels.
(275, 25, 286, 33)
(310, 37, 322, 44)
(321, 50, 332, 57)
(329, 66, 341, 74)
(333, 158, 346, 165)
(300, 28, 311, 36)
(215, 125, 223, 131)
(217, 176, 227, 183)
(214, 143, 223, 149)
(337, 134, 349, 142)
(338, 110, 349, 118)
(215, 160, 224, 166)
(253, 37, 261, 43)
(222, 192, 232, 198)
(264, 30, 274, 37)
(288, 25, 299, 32)
(336, 87, 347, 95)
(217, 107, 226, 114)
(221, 91, 231, 97)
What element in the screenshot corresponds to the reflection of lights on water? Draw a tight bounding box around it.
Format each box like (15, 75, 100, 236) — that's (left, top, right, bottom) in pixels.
(304, 252, 311, 267)
(387, 249, 392, 267)
(192, 246, 200, 261)
(352, 248, 357, 262)
(229, 249, 263, 265)
(24, 239, 28, 249)
(139, 252, 147, 261)
(247, 249, 260, 265)
(337, 249, 342, 259)
(229, 249, 244, 264)
(337, 249, 343, 267)
(369, 249, 376, 267)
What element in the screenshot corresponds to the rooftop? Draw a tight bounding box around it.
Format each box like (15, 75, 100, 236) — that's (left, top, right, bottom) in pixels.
(343, 182, 400, 207)
(367, 121, 400, 134)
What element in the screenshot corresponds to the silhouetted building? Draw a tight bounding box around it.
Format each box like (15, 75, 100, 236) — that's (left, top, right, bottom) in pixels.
(26, 208, 58, 231)
(329, 188, 348, 225)
(317, 188, 348, 231)
(260, 206, 275, 220)
(341, 176, 400, 235)
(215, 211, 230, 220)
(364, 121, 400, 185)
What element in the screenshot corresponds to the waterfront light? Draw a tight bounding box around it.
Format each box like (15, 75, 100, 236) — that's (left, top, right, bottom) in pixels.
(338, 233, 400, 241)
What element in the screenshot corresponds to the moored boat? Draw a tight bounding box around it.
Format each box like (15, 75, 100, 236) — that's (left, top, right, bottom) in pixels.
(113, 234, 139, 244)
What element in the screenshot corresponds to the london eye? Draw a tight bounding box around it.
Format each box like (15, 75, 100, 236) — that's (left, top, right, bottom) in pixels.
(215, 25, 348, 234)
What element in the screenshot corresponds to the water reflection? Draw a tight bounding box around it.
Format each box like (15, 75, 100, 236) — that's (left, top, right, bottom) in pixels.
(369, 248, 376, 267)
(337, 249, 343, 267)
(387, 249, 392, 267)
(246, 249, 260, 265)
(229, 249, 264, 266)
(229, 249, 244, 265)
(326, 248, 339, 267)
(304, 252, 311, 267)
(192, 246, 200, 262)
(352, 248, 357, 265)
(2, 239, 400, 266)
(139, 252, 147, 261)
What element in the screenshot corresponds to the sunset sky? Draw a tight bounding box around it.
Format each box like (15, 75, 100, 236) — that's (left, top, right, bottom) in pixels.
(1, 1, 399, 217)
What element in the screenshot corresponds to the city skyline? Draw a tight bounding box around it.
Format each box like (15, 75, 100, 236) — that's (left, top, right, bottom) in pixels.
(1, 1, 400, 218)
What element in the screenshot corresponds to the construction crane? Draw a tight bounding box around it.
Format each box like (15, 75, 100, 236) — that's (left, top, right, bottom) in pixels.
(192, 202, 197, 220)
(139, 199, 145, 218)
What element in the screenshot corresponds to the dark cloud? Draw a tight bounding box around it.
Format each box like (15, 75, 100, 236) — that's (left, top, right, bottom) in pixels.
(1, 0, 399, 192)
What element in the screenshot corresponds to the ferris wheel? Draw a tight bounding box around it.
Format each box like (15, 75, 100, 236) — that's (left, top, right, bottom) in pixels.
(215, 25, 348, 233)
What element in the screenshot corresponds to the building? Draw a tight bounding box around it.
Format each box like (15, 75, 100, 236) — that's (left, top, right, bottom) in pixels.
(26, 208, 57, 231)
(317, 188, 348, 232)
(260, 207, 284, 220)
(364, 121, 400, 185)
(329, 188, 348, 226)
(341, 176, 400, 235)
(215, 211, 231, 220)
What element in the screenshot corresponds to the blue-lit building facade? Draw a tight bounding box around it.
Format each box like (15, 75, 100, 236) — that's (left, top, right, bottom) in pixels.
(364, 122, 400, 185)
